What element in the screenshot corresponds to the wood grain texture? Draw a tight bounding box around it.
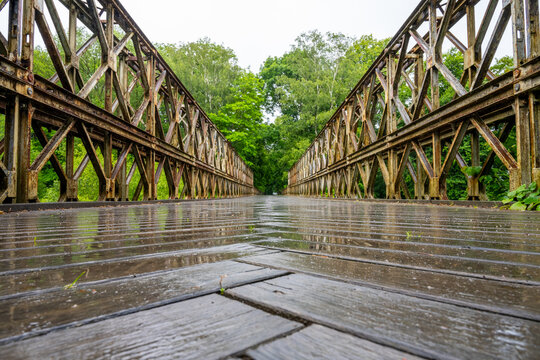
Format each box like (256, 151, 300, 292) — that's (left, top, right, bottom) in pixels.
(0, 294, 301, 360)
(247, 324, 424, 360)
(229, 274, 540, 360)
(254, 237, 540, 281)
(239, 252, 540, 319)
(0, 260, 287, 341)
(252, 197, 540, 282)
(0, 244, 272, 296)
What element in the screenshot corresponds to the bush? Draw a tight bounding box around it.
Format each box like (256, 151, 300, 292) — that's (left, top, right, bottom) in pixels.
(502, 182, 540, 211)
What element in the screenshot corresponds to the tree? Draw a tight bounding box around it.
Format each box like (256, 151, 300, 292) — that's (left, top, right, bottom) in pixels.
(259, 31, 388, 193)
(209, 72, 272, 192)
(157, 39, 242, 114)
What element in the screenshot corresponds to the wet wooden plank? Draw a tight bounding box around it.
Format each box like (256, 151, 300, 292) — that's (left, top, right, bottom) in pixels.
(261, 203, 540, 233)
(254, 238, 540, 282)
(0, 244, 273, 296)
(261, 223, 540, 251)
(257, 230, 540, 264)
(246, 324, 423, 360)
(263, 211, 540, 237)
(258, 199, 540, 255)
(0, 202, 261, 243)
(0, 233, 266, 272)
(238, 252, 540, 319)
(0, 294, 302, 360)
(0, 260, 287, 342)
(0, 223, 259, 251)
(228, 274, 540, 360)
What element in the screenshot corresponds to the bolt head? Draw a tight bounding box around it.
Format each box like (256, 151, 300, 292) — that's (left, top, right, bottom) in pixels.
(27, 87, 33, 95)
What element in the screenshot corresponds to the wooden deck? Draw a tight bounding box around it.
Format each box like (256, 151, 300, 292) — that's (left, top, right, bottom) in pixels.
(0, 196, 539, 359)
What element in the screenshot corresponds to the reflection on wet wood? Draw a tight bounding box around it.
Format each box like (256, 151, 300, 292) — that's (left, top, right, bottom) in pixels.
(228, 274, 540, 359)
(0, 196, 538, 358)
(254, 238, 540, 282)
(0, 233, 263, 272)
(0, 244, 272, 296)
(0, 261, 287, 342)
(239, 252, 540, 320)
(247, 324, 424, 360)
(0, 295, 302, 360)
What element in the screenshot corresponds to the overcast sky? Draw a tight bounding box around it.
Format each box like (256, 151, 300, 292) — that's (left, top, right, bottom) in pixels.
(0, 0, 511, 71)
(123, 0, 421, 71)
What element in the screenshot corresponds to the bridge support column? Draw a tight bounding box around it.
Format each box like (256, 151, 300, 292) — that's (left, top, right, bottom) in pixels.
(467, 131, 487, 200)
(514, 93, 538, 189)
(117, 165, 129, 201)
(65, 134, 78, 201)
(531, 92, 540, 186)
(429, 132, 442, 199)
(3, 96, 35, 203)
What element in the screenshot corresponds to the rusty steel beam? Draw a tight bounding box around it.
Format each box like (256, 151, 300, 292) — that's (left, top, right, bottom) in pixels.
(0, 0, 256, 203)
(286, 0, 540, 200)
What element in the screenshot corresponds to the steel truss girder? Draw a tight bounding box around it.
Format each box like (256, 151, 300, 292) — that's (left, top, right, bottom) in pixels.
(286, 0, 540, 200)
(0, 0, 255, 203)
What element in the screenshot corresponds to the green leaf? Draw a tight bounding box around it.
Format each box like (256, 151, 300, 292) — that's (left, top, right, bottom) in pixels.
(523, 195, 540, 204)
(509, 202, 528, 211)
(518, 184, 528, 191)
(461, 166, 482, 177)
(526, 202, 540, 210)
(528, 182, 538, 192)
(516, 191, 529, 201)
(502, 197, 513, 204)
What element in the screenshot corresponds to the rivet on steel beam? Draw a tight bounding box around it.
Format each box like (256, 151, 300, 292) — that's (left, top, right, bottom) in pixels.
(27, 87, 33, 95)
(514, 83, 521, 91)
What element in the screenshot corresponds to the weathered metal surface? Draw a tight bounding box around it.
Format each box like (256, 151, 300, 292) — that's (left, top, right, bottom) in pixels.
(0, 0, 255, 203)
(247, 324, 424, 360)
(286, 0, 540, 200)
(0, 294, 302, 359)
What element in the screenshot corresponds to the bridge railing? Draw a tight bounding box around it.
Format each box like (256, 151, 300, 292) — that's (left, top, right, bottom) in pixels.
(0, 0, 255, 203)
(285, 0, 539, 200)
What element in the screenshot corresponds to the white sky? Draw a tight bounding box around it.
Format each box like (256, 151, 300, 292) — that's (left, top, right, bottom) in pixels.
(123, 0, 422, 71)
(0, 0, 513, 71)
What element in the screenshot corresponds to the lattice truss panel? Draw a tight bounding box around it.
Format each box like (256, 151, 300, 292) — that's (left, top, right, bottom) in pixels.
(0, 0, 255, 203)
(287, 0, 540, 200)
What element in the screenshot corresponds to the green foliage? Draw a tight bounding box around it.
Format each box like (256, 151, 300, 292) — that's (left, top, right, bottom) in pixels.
(64, 270, 87, 290)
(258, 31, 388, 192)
(502, 182, 540, 211)
(461, 166, 482, 177)
(157, 39, 242, 114)
(209, 72, 265, 168)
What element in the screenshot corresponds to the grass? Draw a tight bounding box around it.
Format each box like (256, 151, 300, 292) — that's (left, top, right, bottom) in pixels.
(219, 274, 227, 294)
(64, 270, 87, 290)
(405, 231, 422, 241)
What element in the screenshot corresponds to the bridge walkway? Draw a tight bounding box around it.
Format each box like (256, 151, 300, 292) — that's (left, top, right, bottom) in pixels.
(0, 196, 538, 359)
